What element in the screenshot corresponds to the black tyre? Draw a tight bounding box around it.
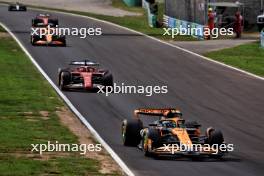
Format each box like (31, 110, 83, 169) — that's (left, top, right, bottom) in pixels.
(58, 36, 66, 47)
(31, 36, 36, 46)
(20, 6, 27, 11)
(103, 72, 113, 87)
(32, 19, 36, 26)
(59, 71, 71, 90)
(122, 119, 143, 146)
(208, 130, 224, 159)
(61, 37, 66, 47)
(208, 130, 224, 146)
(61, 40, 66, 47)
(142, 128, 160, 157)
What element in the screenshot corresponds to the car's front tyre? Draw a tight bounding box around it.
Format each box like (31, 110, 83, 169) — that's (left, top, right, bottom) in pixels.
(142, 128, 160, 157)
(122, 119, 143, 146)
(59, 71, 71, 91)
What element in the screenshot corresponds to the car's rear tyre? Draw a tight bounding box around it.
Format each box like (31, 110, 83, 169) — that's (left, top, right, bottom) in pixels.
(122, 119, 143, 146)
(31, 36, 35, 46)
(59, 71, 71, 91)
(31, 35, 40, 46)
(62, 40, 66, 47)
(60, 36, 66, 47)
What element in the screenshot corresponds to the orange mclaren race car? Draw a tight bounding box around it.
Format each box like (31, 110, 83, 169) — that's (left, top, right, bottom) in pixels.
(122, 108, 231, 158)
(31, 14, 66, 46)
(58, 60, 113, 91)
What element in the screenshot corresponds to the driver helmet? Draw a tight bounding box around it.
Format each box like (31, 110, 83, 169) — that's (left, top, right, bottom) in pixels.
(78, 67, 86, 72)
(164, 110, 182, 118)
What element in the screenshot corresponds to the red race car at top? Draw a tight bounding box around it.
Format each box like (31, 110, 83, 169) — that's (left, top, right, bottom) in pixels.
(31, 13, 66, 46)
(58, 60, 113, 91)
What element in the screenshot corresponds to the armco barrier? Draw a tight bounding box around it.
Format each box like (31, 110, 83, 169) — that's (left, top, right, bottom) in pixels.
(163, 15, 204, 39)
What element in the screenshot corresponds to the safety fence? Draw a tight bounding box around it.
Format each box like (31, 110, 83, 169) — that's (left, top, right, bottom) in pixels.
(163, 15, 205, 39)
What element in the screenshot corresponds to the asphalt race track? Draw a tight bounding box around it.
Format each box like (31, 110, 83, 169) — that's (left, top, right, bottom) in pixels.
(1, 5, 264, 176)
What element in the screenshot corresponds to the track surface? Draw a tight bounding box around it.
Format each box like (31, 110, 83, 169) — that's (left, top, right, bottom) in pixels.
(1, 6, 264, 176)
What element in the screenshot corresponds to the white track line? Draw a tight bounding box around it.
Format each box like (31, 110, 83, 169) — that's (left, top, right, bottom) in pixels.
(23, 6, 264, 81)
(0, 22, 134, 176)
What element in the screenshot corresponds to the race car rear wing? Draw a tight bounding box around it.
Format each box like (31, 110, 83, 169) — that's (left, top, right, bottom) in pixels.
(134, 108, 182, 117)
(70, 60, 99, 67)
(36, 13, 51, 18)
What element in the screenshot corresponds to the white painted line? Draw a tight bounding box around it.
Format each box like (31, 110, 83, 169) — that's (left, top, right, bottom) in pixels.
(0, 22, 135, 176)
(25, 6, 264, 81)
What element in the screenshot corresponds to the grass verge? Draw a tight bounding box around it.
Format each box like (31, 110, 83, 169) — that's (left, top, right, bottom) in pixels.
(204, 42, 264, 77)
(0, 28, 119, 175)
(0, 24, 5, 32)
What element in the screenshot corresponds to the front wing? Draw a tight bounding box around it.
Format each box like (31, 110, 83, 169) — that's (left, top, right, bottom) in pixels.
(33, 39, 65, 46)
(62, 83, 103, 90)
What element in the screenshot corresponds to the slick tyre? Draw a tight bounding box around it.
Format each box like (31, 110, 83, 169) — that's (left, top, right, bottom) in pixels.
(62, 40, 66, 47)
(208, 130, 225, 159)
(20, 6, 27, 11)
(143, 128, 160, 157)
(59, 71, 70, 91)
(103, 72, 113, 87)
(122, 119, 143, 146)
(208, 130, 224, 146)
(60, 36, 66, 47)
(31, 36, 36, 46)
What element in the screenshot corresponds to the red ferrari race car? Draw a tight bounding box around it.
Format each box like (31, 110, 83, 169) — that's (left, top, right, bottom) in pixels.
(31, 14, 66, 46)
(58, 60, 113, 91)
